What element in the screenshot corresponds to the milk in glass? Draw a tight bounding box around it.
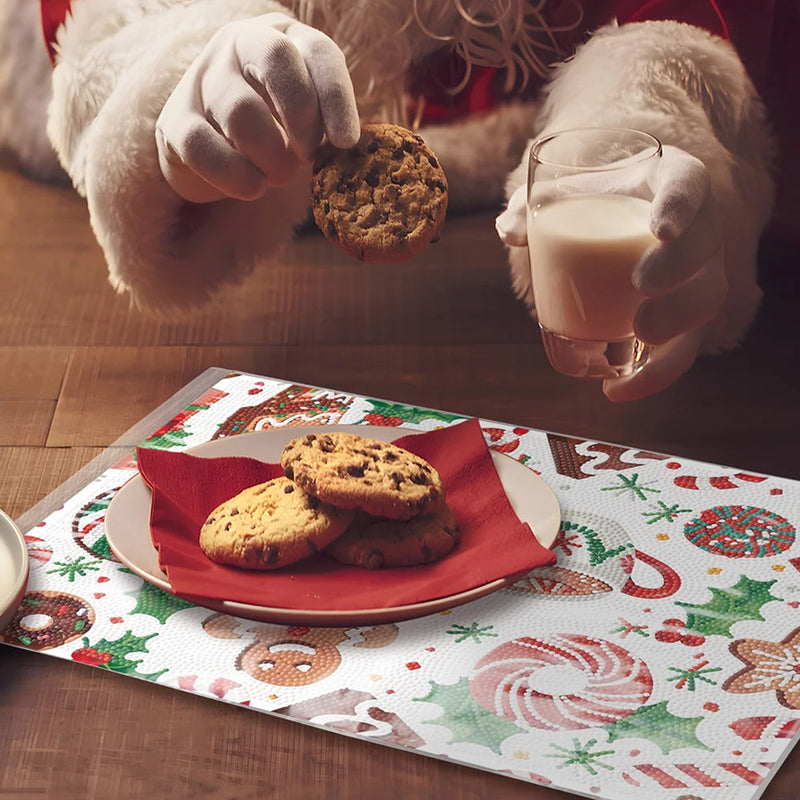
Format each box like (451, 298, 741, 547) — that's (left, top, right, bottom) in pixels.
(527, 193, 657, 343)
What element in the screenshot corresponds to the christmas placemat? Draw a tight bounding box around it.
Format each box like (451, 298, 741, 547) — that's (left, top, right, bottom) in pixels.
(3, 369, 800, 799)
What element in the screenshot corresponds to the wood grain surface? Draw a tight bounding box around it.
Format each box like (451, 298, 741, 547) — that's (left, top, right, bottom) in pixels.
(1, 162, 798, 800)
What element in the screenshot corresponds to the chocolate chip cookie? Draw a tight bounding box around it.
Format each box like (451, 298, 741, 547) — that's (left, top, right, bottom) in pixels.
(327, 505, 460, 569)
(310, 123, 448, 262)
(280, 432, 445, 520)
(199, 477, 355, 570)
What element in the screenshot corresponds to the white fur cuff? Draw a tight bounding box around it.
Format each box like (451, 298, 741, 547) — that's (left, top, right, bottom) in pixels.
(50, 0, 310, 310)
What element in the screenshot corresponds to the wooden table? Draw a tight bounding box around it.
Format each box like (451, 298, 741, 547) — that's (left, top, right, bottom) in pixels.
(1, 161, 798, 799)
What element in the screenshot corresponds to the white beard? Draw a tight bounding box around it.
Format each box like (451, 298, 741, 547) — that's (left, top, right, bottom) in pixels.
(288, 0, 579, 123)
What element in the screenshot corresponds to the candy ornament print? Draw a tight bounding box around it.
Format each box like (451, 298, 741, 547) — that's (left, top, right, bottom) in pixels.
(684, 506, 795, 558)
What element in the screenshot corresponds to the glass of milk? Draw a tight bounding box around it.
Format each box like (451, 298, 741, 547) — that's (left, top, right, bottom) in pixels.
(526, 128, 661, 379)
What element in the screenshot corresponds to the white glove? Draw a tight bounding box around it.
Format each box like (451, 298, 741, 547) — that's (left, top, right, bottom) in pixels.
(496, 146, 725, 401)
(155, 13, 360, 203)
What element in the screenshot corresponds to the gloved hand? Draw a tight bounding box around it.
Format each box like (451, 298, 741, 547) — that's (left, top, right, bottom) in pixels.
(496, 145, 725, 401)
(155, 12, 361, 203)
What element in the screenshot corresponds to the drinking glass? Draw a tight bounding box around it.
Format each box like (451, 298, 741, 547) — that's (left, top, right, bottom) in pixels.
(526, 127, 662, 379)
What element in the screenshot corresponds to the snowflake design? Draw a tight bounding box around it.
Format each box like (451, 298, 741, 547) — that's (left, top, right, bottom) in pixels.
(545, 738, 615, 775)
(610, 617, 649, 639)
(666, 660, 722, 691)
(46, 555, 102, 582)
(445, 622, 498, 644)
(600, 473, 660, 502)
(552, 528, 583, 557)
(642, 501, 692, 525)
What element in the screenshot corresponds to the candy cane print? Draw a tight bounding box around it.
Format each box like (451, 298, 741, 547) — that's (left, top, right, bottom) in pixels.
(621, 549, 682, 599)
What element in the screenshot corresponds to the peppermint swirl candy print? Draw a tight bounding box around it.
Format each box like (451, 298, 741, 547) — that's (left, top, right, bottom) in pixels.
(470, 634, 652, 731)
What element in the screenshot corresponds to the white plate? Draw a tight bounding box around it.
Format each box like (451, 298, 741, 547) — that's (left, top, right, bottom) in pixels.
(105, 425, 561, 625)
(0, 508, 29, 633)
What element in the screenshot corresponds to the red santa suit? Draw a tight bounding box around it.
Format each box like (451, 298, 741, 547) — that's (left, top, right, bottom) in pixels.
(0, 0, 779, 366)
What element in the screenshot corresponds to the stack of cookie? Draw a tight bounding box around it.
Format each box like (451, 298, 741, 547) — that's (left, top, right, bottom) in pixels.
(199, 432, 459, 572)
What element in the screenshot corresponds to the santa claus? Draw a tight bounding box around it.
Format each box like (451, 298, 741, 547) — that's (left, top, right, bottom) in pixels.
(0, 0, 783, 400)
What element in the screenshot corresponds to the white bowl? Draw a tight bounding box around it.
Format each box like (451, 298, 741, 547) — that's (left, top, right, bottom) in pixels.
(0, 508, 29, 634)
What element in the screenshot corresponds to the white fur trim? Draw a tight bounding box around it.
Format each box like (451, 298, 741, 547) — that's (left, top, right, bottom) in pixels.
(0, 0, 65, 180)
(51, 0, 314, 311)
(503, 20, 774, 353)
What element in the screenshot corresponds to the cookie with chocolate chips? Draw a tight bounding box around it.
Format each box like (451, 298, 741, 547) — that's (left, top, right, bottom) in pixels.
(310, 123, 448, 262)
(280, 432, 445, 520)
(199, 477, 354, 570)
(327, 505, 460, 569)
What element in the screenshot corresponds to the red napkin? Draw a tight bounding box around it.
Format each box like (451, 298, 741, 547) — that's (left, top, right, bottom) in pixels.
(135, 418, 555, 610)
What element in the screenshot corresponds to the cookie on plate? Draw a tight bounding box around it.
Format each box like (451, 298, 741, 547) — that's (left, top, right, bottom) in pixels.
(280, 432, 445, 520)
(199, 477, 354, 570)
(327, 505, 460, 569)
(310, 122, 448, 262)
